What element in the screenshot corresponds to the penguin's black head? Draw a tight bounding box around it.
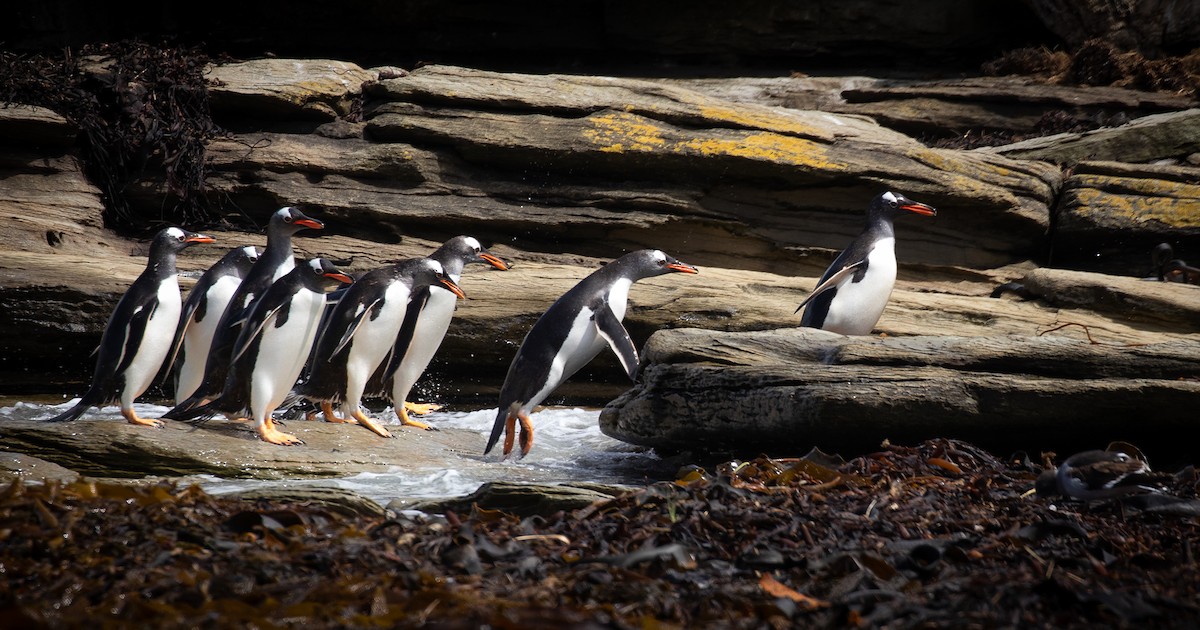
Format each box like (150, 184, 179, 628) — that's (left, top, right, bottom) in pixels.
(157, 227, 215, 252)
(622, 249, 699, 279)
(872, 191, 937, 221)
(305, 258, 353, 289)
(1152, 242, 1174, 278)
(413, 258, 466, 299)
(274, 206, 325, 232)
(436, 236, 510, 273)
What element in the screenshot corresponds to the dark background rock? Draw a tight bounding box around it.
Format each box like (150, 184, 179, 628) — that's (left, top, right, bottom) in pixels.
(4, 1, 1058, 73)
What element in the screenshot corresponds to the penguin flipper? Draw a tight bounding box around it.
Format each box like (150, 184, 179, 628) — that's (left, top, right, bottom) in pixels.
(794, 260, 866, 314)
(331, 298, 384, 358)
(382, 288, 431, 382)
(231, 305, 283, 364)
(115, 299, 159, 375)
(595, 304, 639, 381)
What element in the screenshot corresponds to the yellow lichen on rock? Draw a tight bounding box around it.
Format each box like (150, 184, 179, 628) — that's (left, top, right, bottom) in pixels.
(675, 133, 847, 172)
(694, 103, 832, 141)
(1070, 185, 1200, 228)
(583, 111, 669, 153)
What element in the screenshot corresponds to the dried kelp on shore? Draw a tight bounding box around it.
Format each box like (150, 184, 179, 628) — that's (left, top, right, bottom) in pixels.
(2, 439, 1198, 628)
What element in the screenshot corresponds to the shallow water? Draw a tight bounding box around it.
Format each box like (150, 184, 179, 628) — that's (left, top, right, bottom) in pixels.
(3, 401, 677, 505)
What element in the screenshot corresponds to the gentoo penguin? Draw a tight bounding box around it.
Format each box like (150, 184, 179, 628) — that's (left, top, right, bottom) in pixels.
(485, 249, 698, 459)
(1152, 242, 1175, 281)
(297, 258, 465, 438)
(1035, 450, 1169, 501)
(795, 192, 936, 335)
(163, 258, 352, 445)
(170, 245, 259, 404)
(1163, 259, 1200, 285)
(169, 207, 322, 413)
(47, 227, 215, 425)
(377, 236, 508, 424)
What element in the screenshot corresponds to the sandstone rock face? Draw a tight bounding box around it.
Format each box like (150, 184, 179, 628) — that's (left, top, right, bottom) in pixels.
(600, 327, 1200, 459)
(4, 57, 1200, 478)
(981, 108, 1200, 166)
(1052, 161, 1200, 274)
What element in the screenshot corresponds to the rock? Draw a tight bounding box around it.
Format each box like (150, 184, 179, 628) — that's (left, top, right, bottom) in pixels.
(1024, 0, 1200, 54)
(0, 103, 76, 147)
(358, 65, 1058, 269)
(0, 451, 79, 484)
(206, 59, 376, 121)
(1018, 267, 1200, 329)
(981, 108, 1200, 165)
(1052, 161, 1200, 274)
(227, 486, 386, 518)
(0, 415, 483, 480)
(404, 481, 620, 518)
(599, 327, 1200, 459)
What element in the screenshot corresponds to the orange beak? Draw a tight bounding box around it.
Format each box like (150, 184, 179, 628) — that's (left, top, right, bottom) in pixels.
(667, 262, 699, 274)
(439, 276, 466, 299)
(901, 201, 937, 217)
(480, 252, 509, 271)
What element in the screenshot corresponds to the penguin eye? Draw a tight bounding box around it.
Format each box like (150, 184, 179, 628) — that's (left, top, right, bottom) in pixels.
(283, 215, 294, 224)
(889, 200, 898, 208)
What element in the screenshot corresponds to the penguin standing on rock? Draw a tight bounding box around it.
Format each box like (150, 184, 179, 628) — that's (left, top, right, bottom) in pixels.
(170, 245, 259, 404)
(297, 258, 466, 438)
(485, 249, 698, 459)
(47, 227, 215, 425)
(169, 207, 322, 414)
(163, 259, 352, 445)
(796, 191, 936, 335)
(376, 236, 508, 425)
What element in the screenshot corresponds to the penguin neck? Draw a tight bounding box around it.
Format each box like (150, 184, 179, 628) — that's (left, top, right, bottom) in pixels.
(863, 215, 896, 242)
(430, 251, 467, 283)
(262, 231, 297, 279)
(146, 247, 180, 280)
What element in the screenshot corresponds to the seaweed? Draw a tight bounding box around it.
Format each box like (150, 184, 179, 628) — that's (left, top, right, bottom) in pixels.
(1, 41, 224, 230)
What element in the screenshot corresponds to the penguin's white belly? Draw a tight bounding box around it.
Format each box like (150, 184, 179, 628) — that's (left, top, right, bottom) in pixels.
(250, 288, 325, 421)
(525, 306, 608, 412)
(822, 238, 896, 336)
(343, 283, 412, 407)
(177, 275, 241, 402)
(390, 287, 456, 403)
(121, 279, 182, 406)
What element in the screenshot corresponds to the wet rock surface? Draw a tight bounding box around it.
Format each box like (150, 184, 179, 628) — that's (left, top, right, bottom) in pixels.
(3, 441, 1198, 628)
(601, 327, 1200, 460)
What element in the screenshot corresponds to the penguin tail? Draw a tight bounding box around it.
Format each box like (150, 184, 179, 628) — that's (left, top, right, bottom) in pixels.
(162, 397, 213, 423)
(45, 389, 102, 423)
(483, 406, 509, 455)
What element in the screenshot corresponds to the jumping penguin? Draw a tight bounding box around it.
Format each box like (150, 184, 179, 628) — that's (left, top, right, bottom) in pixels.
(169, 207, 322, 414)
(377, 236, 508, 425)
(485, 249, 698, 459)
(296, 258, 465, 438)
(170, 245, 259, 404)
(47, 227, 214, 425)
(163, 258, 352, 445)
(1035, 450, 1170, 501)
(796, 192, 936, 335)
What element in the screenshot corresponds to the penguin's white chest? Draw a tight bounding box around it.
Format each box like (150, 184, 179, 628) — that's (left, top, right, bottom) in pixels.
(250, 288, 326, 417)
(390, 286, 457, 400)
(528, 278, 634, 409)
(177, 275, 241, 401)
(822, 237, 896, 335)
(122, 277, 183, 402)
(345, 283, 412, 382)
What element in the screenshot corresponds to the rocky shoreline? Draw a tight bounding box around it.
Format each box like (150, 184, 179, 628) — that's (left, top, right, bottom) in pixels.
(2, 50, 1200, 497)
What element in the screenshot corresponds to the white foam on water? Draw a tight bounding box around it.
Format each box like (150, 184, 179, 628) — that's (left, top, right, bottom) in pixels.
(4, 402, 671, 505)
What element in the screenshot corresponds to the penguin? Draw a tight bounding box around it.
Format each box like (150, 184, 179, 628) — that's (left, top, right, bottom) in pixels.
(47, 227, 215, 425)
(484, 249, 698, 459)
(1163, 258, 1200, 285)
(170, 245, 259, 404)
(1151, 242, 1175, 281)
(1035, 450, 1170, 501)
(795, 191, 936, 335)
(296, 258, 466, 438)
(163, 258, 352, 445)
(168, 207, 323, 414)
(377, 236, 508, 425)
